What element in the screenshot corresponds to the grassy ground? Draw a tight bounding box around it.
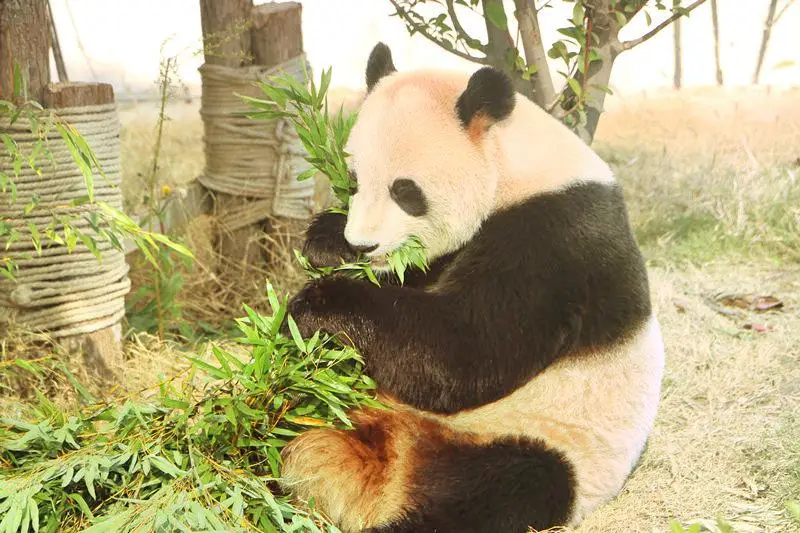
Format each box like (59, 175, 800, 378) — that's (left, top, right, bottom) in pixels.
(4, 86, 800, 532)
(577, 87, 800, 532)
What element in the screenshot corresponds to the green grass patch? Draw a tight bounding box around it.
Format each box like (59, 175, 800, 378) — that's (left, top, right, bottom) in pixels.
(600, 145, 800, 266)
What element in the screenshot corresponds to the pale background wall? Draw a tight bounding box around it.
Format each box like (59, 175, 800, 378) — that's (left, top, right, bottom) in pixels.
(49, 0, 800, 98)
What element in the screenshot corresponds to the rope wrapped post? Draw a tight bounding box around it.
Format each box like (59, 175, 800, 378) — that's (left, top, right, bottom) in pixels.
(198, 0, 315, 272)
(0, 82, 129, 381)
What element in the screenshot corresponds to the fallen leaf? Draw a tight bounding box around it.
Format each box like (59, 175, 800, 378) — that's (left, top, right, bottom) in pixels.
(714, 293, 784, 313)
(716, 293, 752, 309)
(751, 295, 783, 312)
(743, 323, 772, 333)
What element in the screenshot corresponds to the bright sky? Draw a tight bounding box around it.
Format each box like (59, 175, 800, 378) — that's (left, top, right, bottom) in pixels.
(50, 0, 800, 97)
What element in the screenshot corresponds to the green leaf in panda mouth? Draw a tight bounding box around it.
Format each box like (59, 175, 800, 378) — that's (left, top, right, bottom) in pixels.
(294, 233, 428, 287)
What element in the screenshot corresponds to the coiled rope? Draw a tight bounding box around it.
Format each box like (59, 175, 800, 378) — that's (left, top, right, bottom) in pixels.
(0, 103, 130, 338)
(197, 54, 315, 231)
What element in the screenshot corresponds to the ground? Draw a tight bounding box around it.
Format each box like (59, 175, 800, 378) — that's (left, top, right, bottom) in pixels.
(3, 85, 799, 532)
(573, 87, 800, 533)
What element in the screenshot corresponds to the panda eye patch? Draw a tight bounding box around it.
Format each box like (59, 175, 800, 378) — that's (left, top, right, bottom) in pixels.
(390, 178, 427, 217)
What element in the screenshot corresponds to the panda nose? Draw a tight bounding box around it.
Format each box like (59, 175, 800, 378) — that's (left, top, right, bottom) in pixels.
(349, 242, 379, 254)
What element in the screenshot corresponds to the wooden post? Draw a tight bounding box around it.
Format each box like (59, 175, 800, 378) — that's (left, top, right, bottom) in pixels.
(250, 2, 307, 263)
(198, 0, 308, 271)
(41, 82, 125, 383)
(250, 2, 303, 66)
(199, 0, 261, 269)
(199, 0, 253, 68)
(0, 0, 50, 102)
(0, 1, 126, 381)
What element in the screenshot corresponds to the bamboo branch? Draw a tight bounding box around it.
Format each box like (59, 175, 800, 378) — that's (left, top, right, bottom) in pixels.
(619, 0, 708, 51)
(389, 0, 487, 64)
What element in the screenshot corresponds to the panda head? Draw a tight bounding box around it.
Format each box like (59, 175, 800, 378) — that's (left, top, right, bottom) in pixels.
(342, 42, 516, 268)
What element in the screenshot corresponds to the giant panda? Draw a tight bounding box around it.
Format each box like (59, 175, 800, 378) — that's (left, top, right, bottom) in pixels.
(279, 42, 665, 533)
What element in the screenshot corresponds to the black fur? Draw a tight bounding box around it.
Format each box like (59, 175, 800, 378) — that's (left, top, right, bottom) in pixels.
(366, 42, 396, 92)
(456, 67, 515, 128)
(390, 178, 428, 217)
(288, 180, 651, 414)
(400, 250, 458, 288)
(301, 210, 358, 268)
(364, 437, 575, 533)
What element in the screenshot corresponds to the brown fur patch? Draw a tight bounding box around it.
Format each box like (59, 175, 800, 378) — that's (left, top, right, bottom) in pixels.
(280, 405, 443, 532)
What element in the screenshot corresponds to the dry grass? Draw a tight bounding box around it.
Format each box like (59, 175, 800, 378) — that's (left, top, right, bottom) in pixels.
(575, 264, 800, 532)
(3, 86, 799, 531)
(119, 100, 204, 213)
(596, 86, 800, 266)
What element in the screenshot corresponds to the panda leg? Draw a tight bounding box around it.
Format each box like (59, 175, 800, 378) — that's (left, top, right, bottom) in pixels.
(282, 406, 575, 533)
(372, 436, 577, 533)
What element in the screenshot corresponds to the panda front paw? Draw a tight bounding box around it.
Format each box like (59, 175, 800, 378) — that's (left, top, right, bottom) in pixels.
(303, 211, 358, 268)
(286, 276, 371, 341)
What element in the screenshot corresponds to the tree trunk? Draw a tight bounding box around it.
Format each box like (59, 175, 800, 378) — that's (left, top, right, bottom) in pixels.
(0, 0, 50, 102)
(567, 3, 622, 144)
(710, 0, 722, 85)
(673, 0, 682, 90)
(753, 0, 778, 84)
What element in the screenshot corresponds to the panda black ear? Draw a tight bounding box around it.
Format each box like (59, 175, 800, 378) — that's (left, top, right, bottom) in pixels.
(366, 42, 396, 92)
(456, 67, 515, 131)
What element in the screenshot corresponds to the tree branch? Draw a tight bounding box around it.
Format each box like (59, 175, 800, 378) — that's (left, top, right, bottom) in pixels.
(774, 0, 797, 23)
(445, 0, 471, 44)
(619, 0, 708, 51)
(513, 0, 556, 106)
(389, 0, 487, 64)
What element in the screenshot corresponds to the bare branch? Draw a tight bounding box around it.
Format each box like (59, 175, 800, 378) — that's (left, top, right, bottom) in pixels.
(389, 0, 487, 64)
(582, 9, 594, 96)
(619, 0, 708, 51)
(753, 0, 778, 83)
(774, 0, 797, 23)
(445, 0, 472, 43)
